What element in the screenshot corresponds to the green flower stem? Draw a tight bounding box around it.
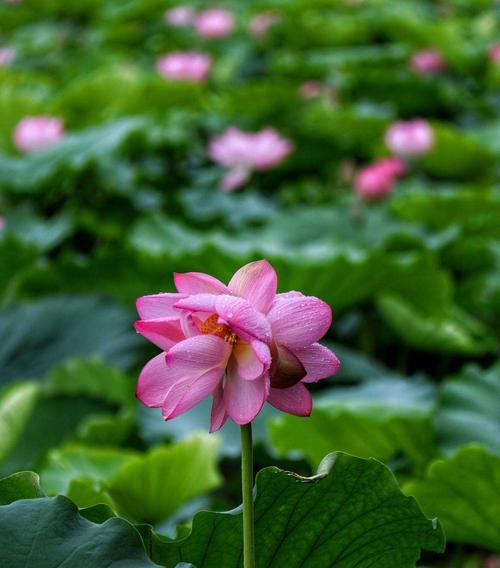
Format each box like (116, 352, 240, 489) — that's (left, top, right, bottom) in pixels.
(241, 423, 255, 568)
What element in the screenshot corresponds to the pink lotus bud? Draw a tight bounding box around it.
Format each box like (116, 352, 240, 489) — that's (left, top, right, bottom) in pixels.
(164, 6, 194, 27)
(0, 47, 15, 66)
(194, 9, 235, 39)
(488, 43, 500, 63)
(156, 51, 212, 83)
(208, 127, 293, 191)
(248, 12, 279, 38)
(354, 157, 405, 200)
(385, 119, 434, 157)
(410, 49, 446, 75)
(299, 81, 322, 99)
(13, 116, 65, 153)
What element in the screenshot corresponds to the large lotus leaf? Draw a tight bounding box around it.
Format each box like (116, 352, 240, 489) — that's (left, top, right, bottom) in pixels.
(40, 435, 222, 524)
(0, 394, 109, 478)
(391, 188, 500, 236)
(377, 294, 497, 355)
(154, 452, 445, 567)
(45, 358, 135, 407)
(0, 495, 159, 567)
(269, 377, 436, 472)
(0, 471, 45, 505)
(435, 363, 500, 455)
(129, 214, 451, 314)
(108, 434, 222, 524)
(420, 124, 494, 180)
(0, 382, 39, 466)
(405, 446, 500, 551)
(0, 295, 141, 384)
(40, 444, 138, 498)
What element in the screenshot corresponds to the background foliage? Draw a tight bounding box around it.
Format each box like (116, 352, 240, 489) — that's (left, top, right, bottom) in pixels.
(0, 0, 499, 566)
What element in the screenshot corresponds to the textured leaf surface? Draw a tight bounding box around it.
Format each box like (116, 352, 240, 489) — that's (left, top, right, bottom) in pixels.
(269, 378, 436, 471)
(0, 382, 39, 465)
(435, 363, 500, 455)
(0, 471, 44, 505)
(0, 495, 158, 567)
(0, 295, 141, 384)
(156, 452, 444, 567)
(405, 446, 500, 551)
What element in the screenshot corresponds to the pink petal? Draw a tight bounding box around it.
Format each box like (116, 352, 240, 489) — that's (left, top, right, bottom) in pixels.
(210, 383, 228, 432)
(136, 353, 179, 407)
(270, 343, 306, 388)
(215, 295, 272, 343)
(174, 272, 229, 295)
(174, 293, 218, 313)
(163, 368, 223, 420)
(295, 343, 341, 382)
(232, 340, 271, 380)
(267, 295, 332, 349)
(136, 293, 184, 319)
(175, 294, 272, 344)
(220, 167, 250, 191)
(166, 335, 231, 377)
(267, 383, 312, 416)
(134, 318, 185, 351)
(228, 259, 277, 314)
(223, 360, 269, 424)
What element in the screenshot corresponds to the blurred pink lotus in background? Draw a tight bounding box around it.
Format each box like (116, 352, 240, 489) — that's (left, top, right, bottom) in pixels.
(410, 49, 446, 75)
(385, 119, 434, 157)
(249, 12, 279, 37)
(299, 80, 322, 99)
(0, 47, 15, 66)
(194, 9, 235, 39)
(135, 260, 339, 429)
(209, 127, 293, 191)
(0, 217, 5, 231)
(13, 116, 65, 153)
(488, 43, 500, 63)
(354, 157, 406, 200)
(164, 5, 194, 27)
(156, 51, 212, 83)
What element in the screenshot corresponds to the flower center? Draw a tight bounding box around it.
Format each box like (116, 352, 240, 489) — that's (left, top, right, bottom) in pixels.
(200, 314, 238, 345)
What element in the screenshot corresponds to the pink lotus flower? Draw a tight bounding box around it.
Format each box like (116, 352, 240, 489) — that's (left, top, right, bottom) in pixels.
(13, 116, 65, 153)
(385, 119, 434, 157)
(208, 127, 293, 191)
(164, 5, 194, 27)
(488, 43, 500, 63)
(0, 47, 15, 66)
(0, 217, 5, 231)
(156, 51, 212, 83)
(194, 9, 235, 39)
(354, 157, 406, 200)
(299, 80, 322, 99)
(249, 12, 279, 38)
(410, 49, 446, 75)
(135, 260, 339, 430)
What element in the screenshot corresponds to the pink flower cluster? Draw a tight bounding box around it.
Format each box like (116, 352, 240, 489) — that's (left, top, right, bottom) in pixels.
(156, 51, 212, 83)
(410, 49, 446, 75)
(13, 116, 65, 153)
(354, 157, 406, 200)
(385, 119, 434, 157)
(165, 6, 235, 39)
(208, 127, 293, 191)
(135, 260, 339, 430)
